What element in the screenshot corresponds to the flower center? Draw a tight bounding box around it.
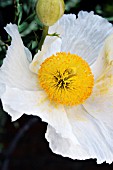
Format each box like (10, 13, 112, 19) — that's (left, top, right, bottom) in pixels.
(38, 52, 94, 106)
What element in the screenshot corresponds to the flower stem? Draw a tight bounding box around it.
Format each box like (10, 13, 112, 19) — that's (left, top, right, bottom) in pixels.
(38, 26, 49, 51)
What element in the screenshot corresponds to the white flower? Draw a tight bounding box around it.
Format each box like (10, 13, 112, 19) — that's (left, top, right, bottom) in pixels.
(0, 11, 113, 164)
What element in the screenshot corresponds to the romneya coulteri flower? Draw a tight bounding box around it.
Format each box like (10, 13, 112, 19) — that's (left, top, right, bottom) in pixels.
(0, 11, 113, 164)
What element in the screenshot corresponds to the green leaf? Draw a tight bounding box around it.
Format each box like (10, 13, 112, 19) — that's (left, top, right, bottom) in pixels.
(18, 4, 23, 25)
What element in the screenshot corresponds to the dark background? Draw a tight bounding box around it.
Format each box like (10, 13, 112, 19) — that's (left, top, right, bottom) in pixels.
(0, 0, 113, 170)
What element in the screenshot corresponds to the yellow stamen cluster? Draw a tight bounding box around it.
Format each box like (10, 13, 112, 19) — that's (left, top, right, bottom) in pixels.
(38, 52, 94, 106)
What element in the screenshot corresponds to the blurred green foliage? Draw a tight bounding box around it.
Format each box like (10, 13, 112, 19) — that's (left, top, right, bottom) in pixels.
(0, 0, 13, 7)
(65, 0, 80, 11)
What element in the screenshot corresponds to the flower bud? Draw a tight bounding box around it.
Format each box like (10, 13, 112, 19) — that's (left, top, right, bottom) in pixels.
(36, 0, 65, 26)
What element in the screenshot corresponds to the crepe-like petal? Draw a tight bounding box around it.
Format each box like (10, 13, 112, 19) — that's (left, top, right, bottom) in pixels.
(91, 34, 113, 80)
(2, 86, 78, 143)
(0, 83, 6, 97)
(45, 125, 90, 160)
(83, 63, 113, 129)
(2, 103, 23, 121)
(0, 23, 38, 91)
(49, 11, 113, 65)
(46, 105, 113, 164)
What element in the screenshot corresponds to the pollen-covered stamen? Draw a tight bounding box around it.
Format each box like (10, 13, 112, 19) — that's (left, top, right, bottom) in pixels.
(38, 52, 94, 106)
(54, 69, 76, 89)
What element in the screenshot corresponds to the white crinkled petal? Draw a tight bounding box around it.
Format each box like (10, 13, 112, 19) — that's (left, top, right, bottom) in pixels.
(0, 23, 38, 91)
(104, 34, 113, 62)
(49, 11, 113, 65)
(91, 34, 113, 80)
(45, 125, 90, 160)
(0, 83, 6, 97)
(2, 103, 23, 121)
(91, 47, 106, 80)
(30, 36, 62, 74)
(83, 63, 113, 129)
(2, 86, 78, 144)
(46, 105, 113, 164)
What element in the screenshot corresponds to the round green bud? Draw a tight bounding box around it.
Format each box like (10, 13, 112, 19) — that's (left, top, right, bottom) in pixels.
(36, 0, 65, 26)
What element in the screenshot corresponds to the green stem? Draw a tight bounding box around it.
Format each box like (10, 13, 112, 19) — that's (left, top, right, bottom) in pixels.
(38, 26, 49, 51)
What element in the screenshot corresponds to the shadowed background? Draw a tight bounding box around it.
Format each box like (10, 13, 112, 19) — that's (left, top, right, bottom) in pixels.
(0, 0, 113, 169)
